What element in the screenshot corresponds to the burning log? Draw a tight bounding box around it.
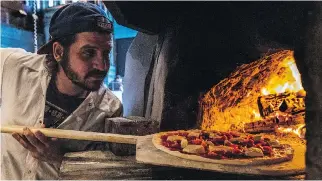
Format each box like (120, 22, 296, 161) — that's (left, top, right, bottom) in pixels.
(244, 113, 303, 133)
(258, 92, 305, 118)
(244, 118, 277, 133)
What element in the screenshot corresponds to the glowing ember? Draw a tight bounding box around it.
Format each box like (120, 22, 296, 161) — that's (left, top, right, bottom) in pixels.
(277, 124, 306, 139)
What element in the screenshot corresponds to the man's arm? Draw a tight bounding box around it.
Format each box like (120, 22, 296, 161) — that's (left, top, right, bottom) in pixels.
(0, 48, 65, 164)
(0, 48, 8, 105)
(0, 48, 27, 105)
(0, 50, 3, 106)
(12, 124, 65, 165)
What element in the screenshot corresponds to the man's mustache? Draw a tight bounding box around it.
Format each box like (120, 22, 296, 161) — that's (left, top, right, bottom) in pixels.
(86, 69, 108, 78)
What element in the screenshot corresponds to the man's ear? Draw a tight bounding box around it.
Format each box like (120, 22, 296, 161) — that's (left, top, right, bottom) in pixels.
(52, 42, 64, 62)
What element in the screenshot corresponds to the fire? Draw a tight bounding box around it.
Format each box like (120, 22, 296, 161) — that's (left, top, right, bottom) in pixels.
(200, 50, 306, 137)
(261, 58, 305, 96)
(252, 110, 261, 120)
(261, 88, 270, 96)
(277, 124, 306, 139)
(258, 52, 306, 139)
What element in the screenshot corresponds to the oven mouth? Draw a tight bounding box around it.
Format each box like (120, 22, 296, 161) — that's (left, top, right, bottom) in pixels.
(199, 50, 306, 142)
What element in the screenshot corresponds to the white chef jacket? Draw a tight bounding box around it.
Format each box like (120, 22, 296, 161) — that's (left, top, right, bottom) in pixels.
(0, 48, 123, 180)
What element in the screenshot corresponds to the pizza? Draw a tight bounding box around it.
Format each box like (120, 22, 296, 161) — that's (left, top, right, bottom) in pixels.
(152, 129, 294, 166)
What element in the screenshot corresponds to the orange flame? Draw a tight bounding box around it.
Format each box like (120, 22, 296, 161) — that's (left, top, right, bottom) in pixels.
(277, 124, 306, 138)
(261, 57, 305, 96)
(252, 110, 262, 120)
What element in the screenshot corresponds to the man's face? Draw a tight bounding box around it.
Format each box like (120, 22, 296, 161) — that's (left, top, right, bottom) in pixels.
(60, 32, 112, 91)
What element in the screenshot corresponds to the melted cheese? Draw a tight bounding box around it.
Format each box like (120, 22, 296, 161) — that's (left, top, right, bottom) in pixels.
(187, 132, 200, 138)
(253, 135, 262, 142)
(208, 145, 233, 152)
(182, 145, 206, 154)
(268, 140, 282, 148)
(206, 141, 214, 146)
(180, 139, 188, 148)
(245, 147, 264, 157)
(230, 137, 245, 143)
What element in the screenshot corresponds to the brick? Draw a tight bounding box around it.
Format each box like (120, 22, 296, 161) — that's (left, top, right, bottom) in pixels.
(106, 116, 159, 156)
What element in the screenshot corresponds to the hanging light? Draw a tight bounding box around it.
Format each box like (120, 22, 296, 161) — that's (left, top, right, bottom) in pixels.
(18, 9, 27, 16)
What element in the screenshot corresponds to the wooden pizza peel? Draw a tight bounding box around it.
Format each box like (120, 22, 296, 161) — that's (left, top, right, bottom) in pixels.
(1, 125, 305, 176)
(0, 125, 138, 144)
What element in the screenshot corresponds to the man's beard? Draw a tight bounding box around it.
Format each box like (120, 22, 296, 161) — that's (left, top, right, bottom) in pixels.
(59, 52, 108, 91)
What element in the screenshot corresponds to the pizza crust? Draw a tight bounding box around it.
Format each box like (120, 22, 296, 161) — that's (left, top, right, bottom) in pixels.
(152, 131, 294, 166)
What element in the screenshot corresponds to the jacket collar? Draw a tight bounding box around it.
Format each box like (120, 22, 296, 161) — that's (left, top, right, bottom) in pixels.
(21, 53, 48, 72)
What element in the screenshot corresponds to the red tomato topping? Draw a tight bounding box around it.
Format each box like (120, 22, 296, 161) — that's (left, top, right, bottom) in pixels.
(187, 136, 198, 140)
(260, 141, 270, 146)
(225, 133, 233, 140)
(241, 140, 249, 147)
(161, 135, 168, 141)
(168, 142, 181, 149)
(207, 151, 218, 157)
(232, 148, 242, 155)
(247, 135, 254, 140)
(224, 140, 233, 146)
(212, 138, 224, 145)
(201, 140, 207, 148)
(222, 135, 228, 141)
(255, 144, 263, 151)
(221, 156, 227, 159)
(229, 131, 241, 137)
(229, 144, 238, 149)
(247, 139, 255, 147)
(262, 146, 273, 155)
(191, 138, 203, 145)
(178, 132, 189, 137)
(254, 140, 261, 144)
(214, 150, 226, 155)
(169, 147, 180, 151)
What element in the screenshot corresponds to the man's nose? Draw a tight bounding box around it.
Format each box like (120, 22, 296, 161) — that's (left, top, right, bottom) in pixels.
(93, 56, 107, 71)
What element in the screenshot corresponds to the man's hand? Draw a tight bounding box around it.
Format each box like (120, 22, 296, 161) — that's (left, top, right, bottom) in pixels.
(12, 124, 64, 165)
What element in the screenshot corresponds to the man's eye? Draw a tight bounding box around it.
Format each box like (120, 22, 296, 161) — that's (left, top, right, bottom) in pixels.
(83, 49, 96, 58)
